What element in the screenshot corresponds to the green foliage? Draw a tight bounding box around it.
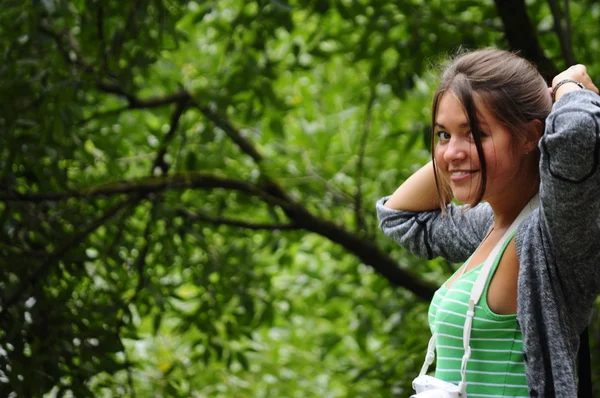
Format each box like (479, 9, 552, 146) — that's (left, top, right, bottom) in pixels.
(1, 0, 600, 396)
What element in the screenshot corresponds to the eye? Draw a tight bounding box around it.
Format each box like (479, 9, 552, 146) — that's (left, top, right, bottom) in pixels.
(468, 129, 489, 141)
(436, 131, 451, 141)
(476, 126, 490, 138)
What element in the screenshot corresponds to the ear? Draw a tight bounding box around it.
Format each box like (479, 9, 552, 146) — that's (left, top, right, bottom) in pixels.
(523, 119, 543, 153)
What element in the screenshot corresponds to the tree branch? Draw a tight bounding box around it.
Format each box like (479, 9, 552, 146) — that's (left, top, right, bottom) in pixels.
(40, 23, 192, 112)
(105, 201, 136, 257)
(78, 88, 190, 153)
(175, 208, 300, 231)
(96, 82, 192, 109)
(563, 0, 573, 60)
(547, 0, 576, 65)
(132, 203, 157, 296)
(32, 20, 437, 300)
(291, 206, 437, 300)
(96, 1, 108, 71)
(493, 0, 558, 82)
(198, 106, 263, 164)
(108, 0, 142, 59)
(78, 107, 128, 126)
(195, 105, 300, 211)
(39, 24, 93, 73)
(355, 89, 376, 235)
(42, 20, 264, 174)
(0, 173, 437, 300)
(0, 174, 272, 203)
(1, 92, 188, 315)
(152, 100, 190, 174)
(0, 198, 135, 313)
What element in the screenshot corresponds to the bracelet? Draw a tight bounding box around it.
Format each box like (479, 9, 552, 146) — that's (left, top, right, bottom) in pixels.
(551, 78, 585, 102)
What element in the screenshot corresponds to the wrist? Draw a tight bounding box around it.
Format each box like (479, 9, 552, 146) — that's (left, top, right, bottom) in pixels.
(551, 78, 585, 102)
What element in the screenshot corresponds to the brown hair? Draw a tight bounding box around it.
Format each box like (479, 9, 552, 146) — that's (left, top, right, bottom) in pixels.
(431, 48, 552, 208)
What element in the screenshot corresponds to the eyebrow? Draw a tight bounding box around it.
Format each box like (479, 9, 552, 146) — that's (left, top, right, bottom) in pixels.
(435, 121, 490, 130)
(434, 122, 470, 129)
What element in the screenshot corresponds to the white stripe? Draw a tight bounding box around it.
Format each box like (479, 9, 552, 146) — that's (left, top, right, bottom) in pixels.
(438, 356, 525, 365)
(472, 337, 523, 342)
(435, 368, 526, 377)
(437, 309, 516, 324)
(438, 383, 529, 397)
(440, 298, 470, 307)
(439, 380, 528, 394)
(468, 381, 528, 388)
(437, 344, 523, 354)
(472, 326, 520, 332)
(435, 321, 519, 334)
(436, 333, 522, 343)
(436, 333, 464, 340)
(455, 279, 475, 285)
(469, 395, 529, 398)
(448, 288, 471, 296)
(435, 321, 463, 330)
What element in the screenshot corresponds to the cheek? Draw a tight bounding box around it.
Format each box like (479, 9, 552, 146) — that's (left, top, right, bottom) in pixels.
(480, 141, 505, 176)
(468, 145, 482, 165)
(482, 135, 520, 176)
(485, 154, 519, 183)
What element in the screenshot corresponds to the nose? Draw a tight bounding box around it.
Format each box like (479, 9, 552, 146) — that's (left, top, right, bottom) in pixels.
(443, 136, 469, 163)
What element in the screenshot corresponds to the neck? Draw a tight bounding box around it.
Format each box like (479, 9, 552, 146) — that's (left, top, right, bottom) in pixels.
(487, 175, 539, 231)
(489, 191, 537, 230)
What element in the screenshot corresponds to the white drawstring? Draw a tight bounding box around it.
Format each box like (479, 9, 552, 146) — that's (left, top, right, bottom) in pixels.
(458, 301, 476, 395)
(419, 333, 438, 377)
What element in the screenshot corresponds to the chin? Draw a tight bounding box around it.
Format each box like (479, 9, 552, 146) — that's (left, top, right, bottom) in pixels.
(451, 190, 477, 205)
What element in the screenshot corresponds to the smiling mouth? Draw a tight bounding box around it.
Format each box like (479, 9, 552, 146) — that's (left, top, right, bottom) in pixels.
(451, 171, 472, 176)
(449, 170, 479, 181)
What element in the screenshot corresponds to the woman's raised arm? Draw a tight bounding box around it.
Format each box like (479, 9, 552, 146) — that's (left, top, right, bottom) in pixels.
(383, 161, 445, 211)
(377, 161, 492, 263)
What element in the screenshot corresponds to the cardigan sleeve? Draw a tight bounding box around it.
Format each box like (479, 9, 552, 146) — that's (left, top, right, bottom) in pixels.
(538, 89, 600, 298)
(376, 197, 493, 263)
(514, 90, 600, 398)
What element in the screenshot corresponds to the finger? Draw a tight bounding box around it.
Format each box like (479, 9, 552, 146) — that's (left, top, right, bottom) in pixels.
(569, 64, 586, 71)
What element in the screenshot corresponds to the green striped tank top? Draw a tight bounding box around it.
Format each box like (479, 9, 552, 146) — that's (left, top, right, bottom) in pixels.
(428, 233, 528, 397)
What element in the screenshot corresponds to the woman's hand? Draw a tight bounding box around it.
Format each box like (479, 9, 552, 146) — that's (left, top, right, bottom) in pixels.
(551, 64, 599, 102)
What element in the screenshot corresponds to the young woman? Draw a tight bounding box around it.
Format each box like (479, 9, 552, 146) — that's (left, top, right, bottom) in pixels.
(376, 49, 600, 397)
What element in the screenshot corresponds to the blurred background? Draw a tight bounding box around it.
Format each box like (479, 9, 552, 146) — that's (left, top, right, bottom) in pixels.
(1, 0, 599, 396)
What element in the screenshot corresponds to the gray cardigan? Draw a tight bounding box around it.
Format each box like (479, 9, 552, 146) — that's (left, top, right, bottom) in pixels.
(376, 90, 600, 397)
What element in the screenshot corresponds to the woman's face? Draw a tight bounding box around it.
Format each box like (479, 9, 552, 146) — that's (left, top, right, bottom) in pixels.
(433, 92, 528, 205)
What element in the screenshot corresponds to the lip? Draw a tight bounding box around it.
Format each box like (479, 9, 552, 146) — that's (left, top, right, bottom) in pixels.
(449, 170, 478, 182)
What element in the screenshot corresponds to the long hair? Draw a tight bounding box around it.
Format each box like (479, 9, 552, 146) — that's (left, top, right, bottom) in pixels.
(431, 48, 552, 209)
